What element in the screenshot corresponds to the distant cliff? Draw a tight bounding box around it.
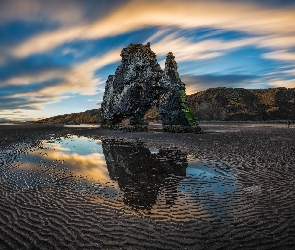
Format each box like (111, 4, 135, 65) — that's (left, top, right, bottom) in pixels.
(0, 118, 11, 123)
(187, 87, 295, 121)
(37, 109, 101, 124)
(37, 87, 295, 124)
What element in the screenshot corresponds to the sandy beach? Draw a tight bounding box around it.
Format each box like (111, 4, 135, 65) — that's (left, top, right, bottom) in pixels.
(1, 123, 295, 249)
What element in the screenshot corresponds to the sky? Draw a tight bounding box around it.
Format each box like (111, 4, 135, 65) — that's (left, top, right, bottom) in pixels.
(0, 0, 295, 121)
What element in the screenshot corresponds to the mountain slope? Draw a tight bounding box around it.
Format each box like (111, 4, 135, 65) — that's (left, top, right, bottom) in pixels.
(37, 109, 101, 124)
(187, 87, 295, 121)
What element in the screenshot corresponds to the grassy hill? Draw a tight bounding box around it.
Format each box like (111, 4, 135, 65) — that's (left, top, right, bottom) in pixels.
(187, 87, 295, 121)
(37, 109, 101, 124)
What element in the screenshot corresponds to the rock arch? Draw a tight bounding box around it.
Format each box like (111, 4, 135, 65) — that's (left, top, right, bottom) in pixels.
(100, 43, 201, 133)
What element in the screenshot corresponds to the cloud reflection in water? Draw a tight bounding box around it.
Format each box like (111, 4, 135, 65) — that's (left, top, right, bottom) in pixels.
(12, 135, 241, 222)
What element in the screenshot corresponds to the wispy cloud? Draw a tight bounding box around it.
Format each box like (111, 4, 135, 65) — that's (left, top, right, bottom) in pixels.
(11, 0, 295, 57)
(281, 69, 295, 76)
(0, 0, 126, 27)
(182, 74, 259, 94)
(8, 0, 295, 93)
(268, 79, 295, 88)
(0, 49, 121, 111)
(261, 50, 295, 87)
(263, 50, 295, 62)
(87, 99, 100, 102)
(150, 32, 258, 63)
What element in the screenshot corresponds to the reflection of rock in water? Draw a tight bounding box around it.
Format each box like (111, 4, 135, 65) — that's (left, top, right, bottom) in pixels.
(102, 140, 187, 211)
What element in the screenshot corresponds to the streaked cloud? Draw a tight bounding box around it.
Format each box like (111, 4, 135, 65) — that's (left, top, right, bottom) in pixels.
(267, 79, 295, 88)
(87, 99, 100, 102)
(263, 50, 295, 62)
(0, 49, 121, 113)
(281, 69, 295, 76)
(151, 32, 258, 64)
(0, 0, 126, 26)
(182, 74, 259, 94)
(11, 0, 295, 58)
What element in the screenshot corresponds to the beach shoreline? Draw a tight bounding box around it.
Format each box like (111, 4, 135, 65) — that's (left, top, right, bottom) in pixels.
(1, 123, 294, 249)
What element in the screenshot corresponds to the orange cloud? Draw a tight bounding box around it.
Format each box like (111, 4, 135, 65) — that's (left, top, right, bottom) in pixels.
(11, 0, 295, 58)
(263, 50, 295, 62)
(0, 0, 87, 26)
(269, 79, 295, 88)
(150, 32, 258, 63)
(21, 141, 116, 185)
(2, 48, 121, 114)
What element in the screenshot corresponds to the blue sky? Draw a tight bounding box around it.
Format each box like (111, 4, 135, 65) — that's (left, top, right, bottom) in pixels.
(0, 0, 295, 121)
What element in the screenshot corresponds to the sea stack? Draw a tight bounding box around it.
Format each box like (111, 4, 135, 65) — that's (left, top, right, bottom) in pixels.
(100, 43, 202, 133)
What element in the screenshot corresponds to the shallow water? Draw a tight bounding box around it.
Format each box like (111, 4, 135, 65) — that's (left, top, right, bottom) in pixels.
(7, 135, 241, 221)
(0, 123, 19, 125)
(1, 130, 295, 249)
(63, 124, 100, 128)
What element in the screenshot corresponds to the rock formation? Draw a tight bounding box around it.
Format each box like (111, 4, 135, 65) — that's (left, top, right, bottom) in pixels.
(187, 87, 295, 121)
(100, 43, 201, 132)
(100, 43, 164, 126)
(159, 52, 197, 126)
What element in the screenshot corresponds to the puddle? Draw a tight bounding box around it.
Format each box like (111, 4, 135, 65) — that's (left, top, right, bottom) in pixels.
(7, 135, 241, 222)
(0, 123, 20, 125)
(64, 124, 100, 128)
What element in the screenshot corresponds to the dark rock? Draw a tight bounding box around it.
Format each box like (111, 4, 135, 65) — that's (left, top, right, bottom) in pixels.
(101, 43, 200, 132)
(106, 124, 148, 132)
(101, 139, 187, 210)
(159, 52, 197, 126)
(163, 125, 203, 134)
(101, 43, 165, 125)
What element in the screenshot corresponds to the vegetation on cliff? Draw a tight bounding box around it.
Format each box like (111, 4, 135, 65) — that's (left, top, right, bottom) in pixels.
(37, 109, 101, 124)
(187, 87, 295, 121)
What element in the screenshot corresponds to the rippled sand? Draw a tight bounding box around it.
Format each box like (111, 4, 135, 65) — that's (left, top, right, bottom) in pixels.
(0, 123, 295, 249)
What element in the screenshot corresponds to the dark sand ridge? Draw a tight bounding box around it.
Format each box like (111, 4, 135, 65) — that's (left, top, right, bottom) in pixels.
(0, 123, 295, 249)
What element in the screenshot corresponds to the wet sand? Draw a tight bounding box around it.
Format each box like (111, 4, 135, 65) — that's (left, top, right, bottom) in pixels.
(1, 123, 295, 249)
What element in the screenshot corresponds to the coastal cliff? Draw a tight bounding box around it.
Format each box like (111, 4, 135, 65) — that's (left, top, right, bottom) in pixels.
(187, 87, 295, 121)
(37, 109, 101, 124)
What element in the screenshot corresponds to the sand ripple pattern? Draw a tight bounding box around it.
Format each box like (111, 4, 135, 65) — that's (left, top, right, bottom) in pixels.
(1, 126, 295, 249)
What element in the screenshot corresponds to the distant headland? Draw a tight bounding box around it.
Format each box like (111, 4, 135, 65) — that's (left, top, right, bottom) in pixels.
(36, 86, 295, 124)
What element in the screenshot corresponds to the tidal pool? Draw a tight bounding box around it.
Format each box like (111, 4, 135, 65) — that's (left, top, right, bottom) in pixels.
(0, 123, 19, 125)
(63, 124, 100, 128)
(8, 135, 241, 221)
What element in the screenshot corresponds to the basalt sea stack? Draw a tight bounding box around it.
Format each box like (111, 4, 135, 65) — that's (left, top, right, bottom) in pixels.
(101, 43, 201, 133)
